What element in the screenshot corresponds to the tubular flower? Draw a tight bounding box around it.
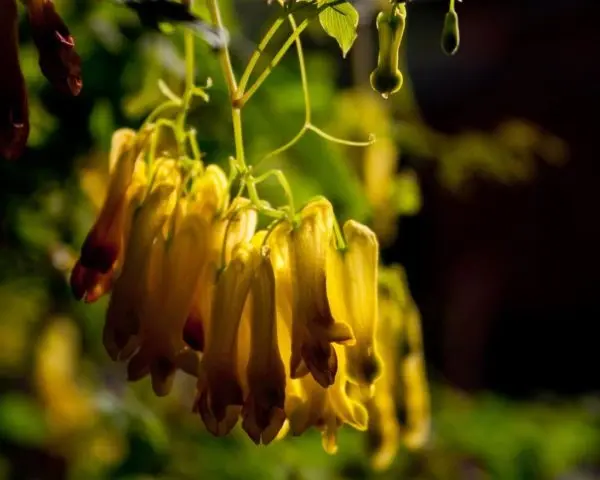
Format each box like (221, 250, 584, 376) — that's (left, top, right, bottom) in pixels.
(126, 201, 209, 396)
(0, 0, 29, 161)
(271, 198, 354, 388)
(103, 182, 176, 361)
(365, 267, 431, 470)
(400, 301, 431, 450)
(364, 286, 403, 471)
(242, 243, 287, 445)
(70, 129, 148, 302)
(70, 140, 430, 464)
(327, 220, 381, 392)
(287, 345, 368, 454)
(194, 242, 260, 436)
(24, 0, 82, 95)
(182, 167, 251, 354)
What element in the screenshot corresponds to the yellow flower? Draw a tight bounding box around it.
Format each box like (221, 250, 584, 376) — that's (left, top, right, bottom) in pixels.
(194, 242, 260, 436)
(327, 220, 381, 391)
(287, 345, 367, 454)
(79, 129, 139, 273)
(103, 181, 176, 361)
(364, 288, 403, 471)
(242, 243, 287, 445)
(270, 198, 354, 388)
(400, 303, 430, 450)
(126, 202, 209, 396)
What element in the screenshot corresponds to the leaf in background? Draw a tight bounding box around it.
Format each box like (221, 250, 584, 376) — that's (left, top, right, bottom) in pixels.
(392, 169, 422, 216)
(0, 394, 48, 447)
(318, 1, 358, 58)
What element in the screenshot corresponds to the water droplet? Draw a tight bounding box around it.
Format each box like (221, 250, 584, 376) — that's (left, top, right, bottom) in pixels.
(381, 93, 389, 100)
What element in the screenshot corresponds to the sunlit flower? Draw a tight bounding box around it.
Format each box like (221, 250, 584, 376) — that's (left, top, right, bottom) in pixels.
(242, 242, 287, 445)
(194, 242, 259, 436)
(69, 132, 430, 465)
(71, 129, 148, 302)
(270, 198, 354, 388)
(103, 174, 178, 361)
(365, 267, 431, 470)
(25, 0, 82, 95)
(0, 0, 29, 161)
(287, 344, 368, 454)
(327, 220, 381, 392)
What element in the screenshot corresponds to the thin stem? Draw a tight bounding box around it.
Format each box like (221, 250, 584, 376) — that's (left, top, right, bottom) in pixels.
(289, 15, 311, 124)
(245, 179, 285, 219)
(253, 169, 295, 217)
(238, 16, 285, 95)
(207, 0, 238, 96)
(449, 0, 456, 11)
(308, 125, 376, 147)
(256, 126, 307, 167)
(332, 215, 347, 251)
(238, 18, 311, 106)
(142, 100, 180, 129)
(207, 0, 246, 170)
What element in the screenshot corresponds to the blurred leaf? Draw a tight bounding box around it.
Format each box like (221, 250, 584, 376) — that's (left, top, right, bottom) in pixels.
(0, 394, 48, 447)
(391, 169, 422, 216)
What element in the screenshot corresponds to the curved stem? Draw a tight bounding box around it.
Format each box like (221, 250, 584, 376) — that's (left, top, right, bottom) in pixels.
(253, 169, 295, 217)
(256, 125, 307, 167)
(289, 15, 311, 124)
(308, 125, 376, 147)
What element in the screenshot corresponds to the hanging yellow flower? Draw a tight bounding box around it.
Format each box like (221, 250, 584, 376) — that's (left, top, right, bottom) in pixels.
(327, 220, 381, 392)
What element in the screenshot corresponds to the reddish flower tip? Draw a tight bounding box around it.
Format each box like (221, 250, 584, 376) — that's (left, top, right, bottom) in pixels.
(28, 1, 82, 96)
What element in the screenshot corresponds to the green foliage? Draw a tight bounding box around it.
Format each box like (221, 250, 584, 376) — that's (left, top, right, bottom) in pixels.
(318, 1, 359, 58)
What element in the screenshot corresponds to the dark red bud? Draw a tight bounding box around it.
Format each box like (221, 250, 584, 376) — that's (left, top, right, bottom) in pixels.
(0, 0, 30, 160)
(27, 0, 82, 96)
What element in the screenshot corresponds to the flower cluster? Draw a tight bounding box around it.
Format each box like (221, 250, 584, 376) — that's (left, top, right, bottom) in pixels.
(0, 0, 81, 160)
(71, 128, 430, 467)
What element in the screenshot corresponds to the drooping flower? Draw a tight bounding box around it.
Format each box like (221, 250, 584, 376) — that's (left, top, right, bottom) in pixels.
(242, 241, 287, 445)
(71, 129, 148, 302)
(287, 344, 368, 454)
(0, 0, 29, 161)
(25, 0, 82, 95)
(327, 220, 381, 392)
(269, 198, 354, 388)
(126, 199, 209, 396)
(194, 242, 260, 436)
(103, 169, 178, 361)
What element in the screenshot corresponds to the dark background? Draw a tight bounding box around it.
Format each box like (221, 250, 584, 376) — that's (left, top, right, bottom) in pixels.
(391, 0, 600, 396)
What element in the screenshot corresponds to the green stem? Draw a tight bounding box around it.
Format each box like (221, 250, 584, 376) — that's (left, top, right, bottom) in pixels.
(253, 169, 295, 217)
(289, 15, 311, 124)
(207, 0, 246, 170)
(449, 0, 456, 11)
(238, 16, 285, 95)
(332, 216, 347, 251)
(238, 18, 311, 106)
(245, 178, 285, 219)
(308, 125, 376, 147)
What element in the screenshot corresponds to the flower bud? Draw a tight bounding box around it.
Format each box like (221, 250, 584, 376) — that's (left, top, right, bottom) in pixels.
(0, 0, 29, 160)
(25, 0, 82, 95)
(370, 6, 406, 99)
(441, 10, 460, 56)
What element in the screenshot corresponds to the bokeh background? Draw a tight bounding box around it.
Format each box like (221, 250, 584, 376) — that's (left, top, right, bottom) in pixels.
(1, 0, 600, 478)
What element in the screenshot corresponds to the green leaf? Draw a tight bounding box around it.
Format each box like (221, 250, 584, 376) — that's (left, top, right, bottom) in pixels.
(318, 2, 359, 58)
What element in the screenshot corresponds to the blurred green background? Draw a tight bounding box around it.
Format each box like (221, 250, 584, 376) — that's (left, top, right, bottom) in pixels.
(1, 0, 600, 479)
